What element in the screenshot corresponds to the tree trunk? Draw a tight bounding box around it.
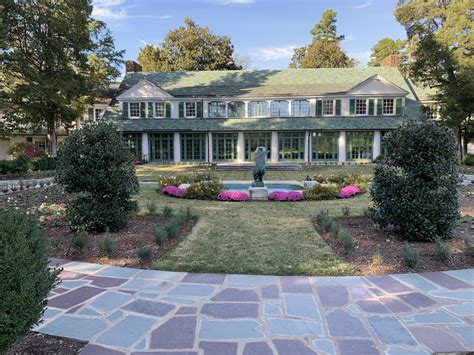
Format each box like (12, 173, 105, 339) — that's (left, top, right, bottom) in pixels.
(47, 123, 57, 157)
(458, 126, 464, 162)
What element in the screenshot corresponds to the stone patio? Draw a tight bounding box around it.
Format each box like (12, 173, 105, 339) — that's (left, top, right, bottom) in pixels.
(36, 259, 474, 354)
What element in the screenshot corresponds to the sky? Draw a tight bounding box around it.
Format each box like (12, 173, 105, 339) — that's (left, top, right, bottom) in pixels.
(92, 0, 407, 72)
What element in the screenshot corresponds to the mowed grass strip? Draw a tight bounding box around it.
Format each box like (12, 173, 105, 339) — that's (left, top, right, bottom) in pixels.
(137, 184, 371, 276)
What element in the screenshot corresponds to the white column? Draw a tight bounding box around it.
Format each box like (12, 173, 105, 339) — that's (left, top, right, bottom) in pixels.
(237, 132, 245, 163)
(173, 132, 181, 163)
(304, 131, 310, 163)
(309, 98, 316, 116)
(271, 132, 279, 163)
(141, 132, 149, 162)
(373, 130, 381, 160)
(207, 132, 212, 163)
(338, 131, 346, 163)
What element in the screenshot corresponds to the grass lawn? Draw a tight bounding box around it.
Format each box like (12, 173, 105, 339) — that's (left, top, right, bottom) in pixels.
(137, 183, 372, 276)
(136, 164, 375, 182)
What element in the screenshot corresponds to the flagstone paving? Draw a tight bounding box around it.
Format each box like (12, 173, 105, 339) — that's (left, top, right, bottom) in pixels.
(36, 259, 474, 354)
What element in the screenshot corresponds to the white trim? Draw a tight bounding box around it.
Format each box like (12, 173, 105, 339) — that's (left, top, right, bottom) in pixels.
(129, 102, 140, 119)
(185, 102, 197, 118)
(354, 99, 368, 116)
(154, 102, 166, 118)
(322, 99, 336, 117)
(381, 98, 396, 116)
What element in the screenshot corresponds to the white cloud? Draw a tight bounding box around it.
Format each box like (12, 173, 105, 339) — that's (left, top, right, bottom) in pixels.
(207, 0, 255, 5)
(92, 6, 127, 20)
(254, 45, 297, 61)
(349, 50, 371, 66)
(92, 0, 173, 21)
(93, 0, 125, 6)
(352, 1, 371, 9)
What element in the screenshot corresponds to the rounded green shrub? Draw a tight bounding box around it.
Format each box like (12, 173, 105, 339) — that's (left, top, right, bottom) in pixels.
(463, 154, 474, 166)
(370, 120, 459, 241)
(303, 184, 339, 201)
(57, 122, 139, 232)
(0, 206, 60, 353)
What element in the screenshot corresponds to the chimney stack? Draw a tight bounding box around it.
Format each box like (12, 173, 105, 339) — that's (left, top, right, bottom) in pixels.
(125, 60, 142, 73)
(379, 54, 399, 67)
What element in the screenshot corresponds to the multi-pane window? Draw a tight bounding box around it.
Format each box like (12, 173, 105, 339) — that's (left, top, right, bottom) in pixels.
(312, 132, 338, 161)
(270, 100, 289, 116)
(94, 108, 103, 120)
(185, 102, 197, 118)
(129, 102, 140, 118)
(35, 138, 47, 152)
(124, 133, 142, 160)
(323, 100, 334, 116)
(228, 101, 245, 117)
(346, 131, 374, 161)
(181, 133, 206, 161)
(248, 101, 269, 117)
(426, 106, 438, 119)
(213, 133, 238, 161)
(291, 100, 310, 117)
(208, 101, 226, 118)
(154, 102, 165, 117)
(383, 99, 394, 115)
(279, 132, 305, 161)
(355, 99, 367, 115)
(244, 133, 272, 161)
(149, 133, 174, 162)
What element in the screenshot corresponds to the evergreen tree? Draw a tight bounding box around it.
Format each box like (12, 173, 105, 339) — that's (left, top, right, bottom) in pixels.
(368, 38, 406, 66)
(0, 0, 123, 156)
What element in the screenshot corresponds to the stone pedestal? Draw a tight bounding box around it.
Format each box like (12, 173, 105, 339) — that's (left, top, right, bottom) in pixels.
(248, 186, 269, 201)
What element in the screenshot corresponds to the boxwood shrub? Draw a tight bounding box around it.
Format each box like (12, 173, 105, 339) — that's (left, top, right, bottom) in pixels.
(303, 184, 339, 201)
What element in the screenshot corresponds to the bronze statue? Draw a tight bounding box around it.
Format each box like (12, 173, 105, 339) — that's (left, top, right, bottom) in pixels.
(252, 146, 266, 187)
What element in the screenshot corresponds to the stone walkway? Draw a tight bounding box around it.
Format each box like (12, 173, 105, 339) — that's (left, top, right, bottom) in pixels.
(37, 259, 474, 355)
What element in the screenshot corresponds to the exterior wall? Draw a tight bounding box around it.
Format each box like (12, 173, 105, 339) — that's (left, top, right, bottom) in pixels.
(0, 138, 11, 160)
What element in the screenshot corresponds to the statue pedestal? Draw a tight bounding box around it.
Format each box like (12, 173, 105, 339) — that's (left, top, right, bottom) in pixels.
(248, 186, 269, 201)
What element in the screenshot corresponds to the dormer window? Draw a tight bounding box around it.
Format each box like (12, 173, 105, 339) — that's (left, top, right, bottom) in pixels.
(129, 102, 140, 118)
(270, 100, 289, 116)
(291, 100, 309, 117)
(154, 102, 165, 118)
(383, 99, 394, 115)
(208, 101, 226, 118)
(249, 101, 269, 117)
(185, 102, 197, 118)
(355, 99, 367, 115)
(323, 100, 334, 116)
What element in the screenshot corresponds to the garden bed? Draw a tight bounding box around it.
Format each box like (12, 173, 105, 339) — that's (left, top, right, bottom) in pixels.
(7, 332, 86, 354)
(316, 217, 474, 275)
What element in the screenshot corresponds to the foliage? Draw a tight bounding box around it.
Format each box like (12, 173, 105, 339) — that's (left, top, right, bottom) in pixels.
(137, 245, 152, 262)
(304, 184, 338, 201)
(395, 0, 474, 156)
(370, 120, 459, 241)
(336, 228, 356, 254)
(57, 122, 139, 232)
(434, 239, 451, 262)
(154, 227, 168, 246)
(338, 185, 361, 199)
(183, 180, 224, 200)
(289, 9, 354, 69)
(268, 191, 304, 202)
(0, 205, 60, 353)
(98, 236, 115, 257)
(158, 172, 216, 189)
(70, 231, 89, 252)
(368, 38, 406, 66)
(165, 219, 180, 239)
(463, 154, 474, 166)
(137, 17, 241, 71)
(162, 185, 187, 198)
(146, 201, 157, 215)
(0, 155, 30, 175)
(162, 205, 173, 217)
(31, 157, 56, 172)
(7, 143, 45, 159)
(401, 244, 419, 268)
(341, 205, 350, 216)
(371, 253, 383, 266)
(217, 190, 249, 201)
(314, 173, 368, 190)
(0, 1, 123, 156)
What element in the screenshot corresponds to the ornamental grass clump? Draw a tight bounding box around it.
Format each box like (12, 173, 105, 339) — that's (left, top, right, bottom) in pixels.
(434, 239, 451, 262)
(146, 201, 158, 215)
(401, 244, 419, 268)
(154, 227, 168, 246)
(370, 120, 459, 242)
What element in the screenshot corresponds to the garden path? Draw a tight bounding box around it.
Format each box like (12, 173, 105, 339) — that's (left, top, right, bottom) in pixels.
(37, 259, 473, 355)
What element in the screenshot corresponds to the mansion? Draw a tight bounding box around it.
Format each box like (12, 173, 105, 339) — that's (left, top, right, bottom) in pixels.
(107, 63, 427, 164)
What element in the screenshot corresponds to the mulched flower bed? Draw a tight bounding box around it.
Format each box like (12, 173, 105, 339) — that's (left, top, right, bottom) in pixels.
(316, 217, 474, 275)
(7, 331, 86, 354)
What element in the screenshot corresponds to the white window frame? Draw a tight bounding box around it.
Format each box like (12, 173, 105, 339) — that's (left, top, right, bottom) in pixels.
(185, 102, 197, 118)
(154, 102, 166, 118)
(291, 100, 310, 117)
(248, 101, 269, 117)
(355, 99, 368, 116)
(208, 101, 226, 118)
(323, 99, 335, 116)
(270, 100, 289, 117)
(94, 108, 103, 120)
(129, 102, 140, 118)
(228, 101, 246, 118)
(382, 98, 395, 116)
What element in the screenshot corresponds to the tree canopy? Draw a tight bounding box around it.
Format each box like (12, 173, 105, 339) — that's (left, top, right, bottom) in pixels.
(0, 0, 123, 156)
(137, 18, 241, 72)
(368, 38, 406, 66)
(395, 0, 473, 156)
(289, 9, 354, 69)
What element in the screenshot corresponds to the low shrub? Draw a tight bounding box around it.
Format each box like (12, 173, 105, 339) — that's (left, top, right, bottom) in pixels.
(165, 219, 180, 239)
(304, 184, 339, 201)
(314, 173, 368, 187)
(137, 245, 152, 262)
(146, 201, 157, 215)
(157, 172, 216, 189)
(371, 253, 383, 266)
(183, 180, 223, 200)
(183, 205, 194, 222)
(434, 239, 451, 262)
(31, 157, 56, 171)
(0, 206, 60, 353)
(338, 185, 361, 199)
(268, 190, 304, 201)
(154, 227, 168, 246)
(463, 154, 474, 166)
(217, 191, 249, 201)
(463, 236, 474, 256)
(162, 205, 173, 217)
(70, 231, 89, 252)
(341, 205, 350, 216)
(337, 229, 356, 253)
(401, 244, 419, 268)
(98, 237, 115, 257)
(162, 185, 187, 198)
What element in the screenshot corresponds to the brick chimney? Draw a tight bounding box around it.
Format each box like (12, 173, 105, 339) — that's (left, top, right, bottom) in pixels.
(380, 54, 399, 67)
(125, 60, 142, 73)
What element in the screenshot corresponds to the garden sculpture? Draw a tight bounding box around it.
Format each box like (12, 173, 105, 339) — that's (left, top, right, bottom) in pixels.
(252, 146, 266, 187)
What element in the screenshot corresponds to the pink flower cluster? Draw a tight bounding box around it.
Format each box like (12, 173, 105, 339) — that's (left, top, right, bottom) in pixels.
(162, 185, 187, 198)
(338, 185, 361, 198)
(268, 191, 304, 201)
(217, 191, 249, 201)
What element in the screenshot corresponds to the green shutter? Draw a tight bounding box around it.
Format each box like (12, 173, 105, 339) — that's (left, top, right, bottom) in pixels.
(147, 102, 153, 118)
(122, 102, 128, 118)
(179, 102, 184, 118)
(316, 100, 322, 116)
(368, 99, 375, 115)
(140, 102, 146, 118)
(335, 99, 341, 116)
(396, 98, 403, 115)
(349, 99, 355, 115)
(197, 101, 203, 118)
(165, 102, 171, 118)
(376, 99, 383, 115)
(88, 107, 94, 120)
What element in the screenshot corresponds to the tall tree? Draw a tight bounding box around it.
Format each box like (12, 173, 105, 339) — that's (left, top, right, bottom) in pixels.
(368, 38, 406, 66)
(289, 9, 354, 69)
(137, 18, 241, 71)
(0, 0, 123, 156)
(395, 0, 473, 156)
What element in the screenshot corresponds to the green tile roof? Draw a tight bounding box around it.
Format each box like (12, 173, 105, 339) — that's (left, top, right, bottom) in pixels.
(117, 67, 420, 99)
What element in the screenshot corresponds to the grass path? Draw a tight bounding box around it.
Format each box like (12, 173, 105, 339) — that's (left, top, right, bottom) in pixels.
(137, 184, 372, 276)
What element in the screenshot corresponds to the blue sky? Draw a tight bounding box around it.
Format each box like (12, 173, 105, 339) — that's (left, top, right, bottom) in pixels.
(92, 0, 407, 72)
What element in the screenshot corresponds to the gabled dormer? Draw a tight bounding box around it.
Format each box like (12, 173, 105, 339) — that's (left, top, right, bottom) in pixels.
(117, 79, 174, 101)
(348, 75, 408, 97)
